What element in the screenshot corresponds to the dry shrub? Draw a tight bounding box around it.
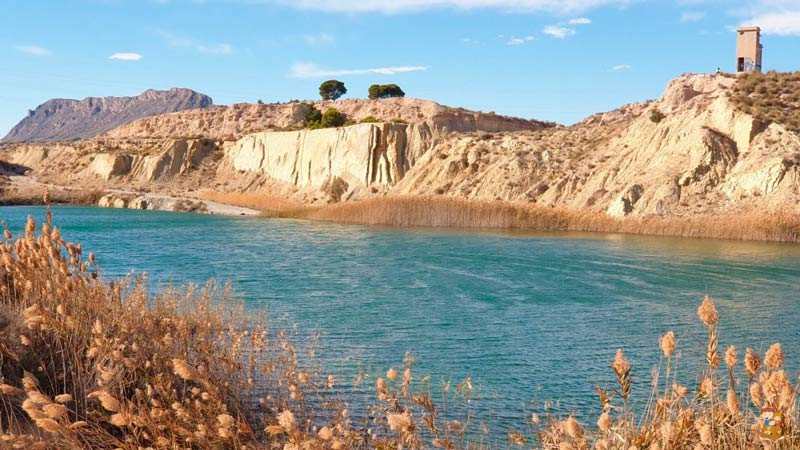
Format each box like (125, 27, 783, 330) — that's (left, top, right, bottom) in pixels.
(322, 177, 349, 203)
(732, 71, 800, 132)
(292, 196, 800, 243)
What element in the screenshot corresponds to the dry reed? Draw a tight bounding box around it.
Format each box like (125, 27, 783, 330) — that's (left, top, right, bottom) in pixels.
(289, 196, 800, 243)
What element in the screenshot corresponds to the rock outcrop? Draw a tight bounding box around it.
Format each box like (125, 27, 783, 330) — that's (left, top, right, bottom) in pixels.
(2, 88, 212, 143)
(223, 123, 422, 191)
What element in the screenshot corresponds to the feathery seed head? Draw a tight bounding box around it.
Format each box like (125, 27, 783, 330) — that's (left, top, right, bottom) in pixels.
(660, 331, 676, 358)
(764, 343, 784, 370)
(697, 294, 718, 326)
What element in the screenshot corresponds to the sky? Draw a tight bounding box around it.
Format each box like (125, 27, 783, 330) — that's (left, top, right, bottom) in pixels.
(1, 0, 799, 136)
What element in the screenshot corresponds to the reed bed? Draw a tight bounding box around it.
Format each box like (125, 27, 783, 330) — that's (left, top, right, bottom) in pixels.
(1, 196, 799, 449)
(293, 196, 800, 243)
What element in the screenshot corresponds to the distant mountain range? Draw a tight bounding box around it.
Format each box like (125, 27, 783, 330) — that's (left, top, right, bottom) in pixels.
(2, 88, 212, 143)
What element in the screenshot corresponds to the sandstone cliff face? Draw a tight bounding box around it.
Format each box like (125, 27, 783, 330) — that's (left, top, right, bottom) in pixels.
(3, 88, 212, 143)
(222, 123, 428, 191)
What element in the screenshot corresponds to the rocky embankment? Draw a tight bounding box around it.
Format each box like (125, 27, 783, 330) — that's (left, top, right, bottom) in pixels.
(1, 74, 799, 219)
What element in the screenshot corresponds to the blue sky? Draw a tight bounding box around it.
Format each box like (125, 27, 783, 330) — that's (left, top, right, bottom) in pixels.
(2, 0, 799, 135)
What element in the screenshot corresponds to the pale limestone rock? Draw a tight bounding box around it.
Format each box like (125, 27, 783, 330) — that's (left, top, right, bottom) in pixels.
(89, 153, 132, 180)
(224, 123, 416, 189)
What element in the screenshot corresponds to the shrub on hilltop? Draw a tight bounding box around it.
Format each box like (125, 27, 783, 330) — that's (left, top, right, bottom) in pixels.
(320, 108, 346, 128)
(297, 102, 322, 128)
(368, 84, 406, 99)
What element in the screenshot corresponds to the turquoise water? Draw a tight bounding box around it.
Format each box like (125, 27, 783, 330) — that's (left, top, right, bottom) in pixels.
(3, 206, 800, 431)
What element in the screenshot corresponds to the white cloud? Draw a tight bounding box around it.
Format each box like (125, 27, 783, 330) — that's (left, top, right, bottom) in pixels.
(15, 45, 51, 56)
(303, 33, 335, 45)
(109, 52, 143, 61)
(610, 64, 632, 71)
(461, 37, 479, 43)
(542, 25, 576, 38)
(157, 31, 234, 54)
(507, 35, 535, 45)
(289, 62, 428, 78)
(741, 10, 800, 35)
(680, 11, 706, 22)
(568, 17, 591, 24)
(260, 0, 636, 14)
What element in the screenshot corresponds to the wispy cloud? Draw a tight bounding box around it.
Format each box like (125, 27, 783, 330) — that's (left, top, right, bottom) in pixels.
(542, 25, 576, 38)
(732, 1, 800, 36)
(15, 45, 51, 56)
(259, 0, 635, 14)
(568, 17, 591, 24)
(680, 11, 706, 23)
(289, 62, 427, 78)
(461, 37, 479, 44)
(610, 64, 632, 71)
(741, 10, 800, 36)
(157, 31, 234, 54)
(507, 35, 535, 45)
(303, 33, 335, 46)
(109, 52, 143, 61)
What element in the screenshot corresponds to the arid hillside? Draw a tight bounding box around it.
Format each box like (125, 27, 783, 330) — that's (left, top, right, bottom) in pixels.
(1, 73, 799, 234)
(102, 97, 545, 141)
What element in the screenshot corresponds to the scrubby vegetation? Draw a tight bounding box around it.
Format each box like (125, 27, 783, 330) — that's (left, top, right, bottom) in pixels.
(297, 103, 348, 130)
(320, 108, 347, 128)
(649, 109, 666, 124)
(322, 176, 349, 203)
(731, 71, 800, 132)
(298, 103, 322, 128)
(3, 200, 800, 449)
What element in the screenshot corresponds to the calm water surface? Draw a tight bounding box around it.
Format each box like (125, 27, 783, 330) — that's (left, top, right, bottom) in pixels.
(3, 206, 800, 431)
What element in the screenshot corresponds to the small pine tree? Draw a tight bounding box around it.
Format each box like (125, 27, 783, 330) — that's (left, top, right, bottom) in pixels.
(319, 80, 347, 101)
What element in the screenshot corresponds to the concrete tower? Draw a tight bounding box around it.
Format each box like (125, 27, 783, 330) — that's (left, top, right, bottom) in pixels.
(736, 26, 763, 73)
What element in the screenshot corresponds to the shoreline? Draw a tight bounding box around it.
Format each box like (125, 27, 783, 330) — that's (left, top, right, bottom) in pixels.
(2, 178, 798, 243)
(109, 192, 800, 244)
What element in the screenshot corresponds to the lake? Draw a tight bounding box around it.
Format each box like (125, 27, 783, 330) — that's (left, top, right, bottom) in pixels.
(3, 206, 799, 433)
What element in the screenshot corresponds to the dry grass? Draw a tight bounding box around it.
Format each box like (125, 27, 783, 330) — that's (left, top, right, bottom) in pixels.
(732, 71, 800, 132)
(286, 196, 800, 243)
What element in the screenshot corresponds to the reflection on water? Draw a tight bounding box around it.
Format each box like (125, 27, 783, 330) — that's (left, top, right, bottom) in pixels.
(2, 206, 800, 430)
